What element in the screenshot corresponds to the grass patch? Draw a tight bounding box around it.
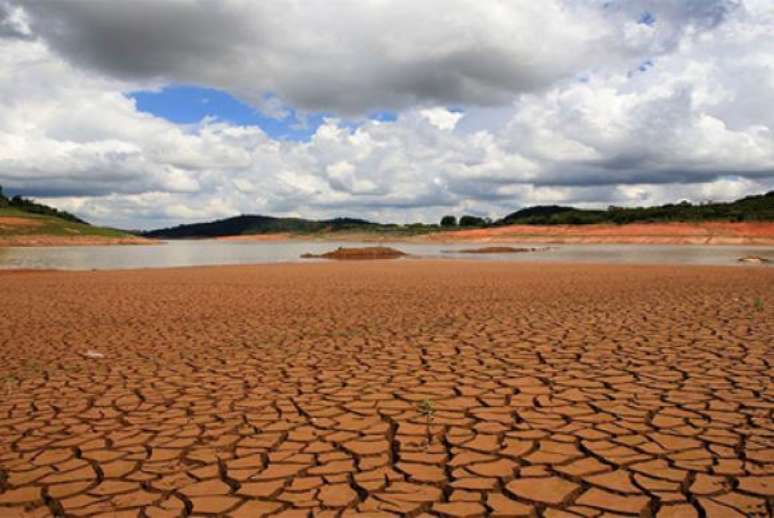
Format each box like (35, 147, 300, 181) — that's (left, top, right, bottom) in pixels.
(0, 208, 130, 239)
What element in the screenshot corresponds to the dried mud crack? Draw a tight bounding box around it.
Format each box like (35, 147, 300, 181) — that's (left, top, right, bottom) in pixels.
(0, 261, 772, 517)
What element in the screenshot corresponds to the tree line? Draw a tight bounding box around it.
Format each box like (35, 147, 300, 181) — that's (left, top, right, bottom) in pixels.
(439, 191, 774, 228)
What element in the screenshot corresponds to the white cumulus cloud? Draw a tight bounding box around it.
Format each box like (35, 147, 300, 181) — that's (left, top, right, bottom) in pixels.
(0, 0, 771, 229)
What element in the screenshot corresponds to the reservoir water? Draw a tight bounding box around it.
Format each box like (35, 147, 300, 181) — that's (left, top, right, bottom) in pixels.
(0, 240, 772, 270)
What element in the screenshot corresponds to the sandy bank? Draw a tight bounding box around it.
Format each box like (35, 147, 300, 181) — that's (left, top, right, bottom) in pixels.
(209, 221, 774, 245)
(0, 234, 156, 247)
(425, 221, 774, 245)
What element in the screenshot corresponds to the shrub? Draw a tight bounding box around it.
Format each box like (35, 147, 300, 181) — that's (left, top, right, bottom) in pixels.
(459, 215, 487, 227)
(440, 215, 457, 227)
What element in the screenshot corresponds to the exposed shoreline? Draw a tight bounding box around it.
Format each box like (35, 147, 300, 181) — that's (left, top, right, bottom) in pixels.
(0, 235, 156, 247)
(0, 211, 156, 247)
(0, 256, 769, 276)
(217, 221, 774, 246)
(1, 221, 773, 247)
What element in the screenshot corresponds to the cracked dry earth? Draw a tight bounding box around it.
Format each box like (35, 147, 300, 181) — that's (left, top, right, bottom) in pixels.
(0, 261, 772, 518)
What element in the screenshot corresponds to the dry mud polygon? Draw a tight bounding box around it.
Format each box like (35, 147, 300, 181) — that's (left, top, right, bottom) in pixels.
(0, 262, 771, 517)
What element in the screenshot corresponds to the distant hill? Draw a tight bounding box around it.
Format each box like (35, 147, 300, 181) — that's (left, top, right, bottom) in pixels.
(498, 191, 774, 226)
(144, 215, 379, 239)
(144, 191, 774, 239)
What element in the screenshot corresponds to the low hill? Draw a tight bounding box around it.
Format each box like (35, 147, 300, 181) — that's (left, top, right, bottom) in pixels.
(0, 187, 147, 246)
(0, 187, 87, 224)
(144, 191, 774, 241)
(500, 205, 576, 222)
(144, 215, 379, 239)
(499, 191, 774, 225)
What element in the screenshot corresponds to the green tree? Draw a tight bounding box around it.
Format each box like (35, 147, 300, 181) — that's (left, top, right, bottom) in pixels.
(459, 215, 487, 227)
(440, 215, 457, 227)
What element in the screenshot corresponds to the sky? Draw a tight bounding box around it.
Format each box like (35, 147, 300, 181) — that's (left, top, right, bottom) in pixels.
(1, 0, 773, 230)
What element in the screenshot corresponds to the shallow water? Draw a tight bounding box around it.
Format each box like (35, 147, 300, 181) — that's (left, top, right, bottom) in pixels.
(0, 240, 772, 270)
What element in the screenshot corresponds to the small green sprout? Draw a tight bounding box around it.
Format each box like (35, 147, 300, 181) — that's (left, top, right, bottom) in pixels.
(753, 297, 764, 312)
(418, 398, 435, 418)
(418, 399, 436, 444)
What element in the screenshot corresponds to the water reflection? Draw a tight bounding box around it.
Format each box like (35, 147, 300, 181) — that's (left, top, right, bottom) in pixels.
(0, 240, 771, 270)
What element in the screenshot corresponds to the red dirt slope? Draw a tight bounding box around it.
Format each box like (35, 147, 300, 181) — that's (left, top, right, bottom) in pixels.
(427, 221, 774, 245)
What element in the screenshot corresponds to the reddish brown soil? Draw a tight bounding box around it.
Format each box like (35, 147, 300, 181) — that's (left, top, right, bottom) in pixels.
(0, 262, 772, 517)
(301, 246, 407, 260)
(210, 221, 774, 246)
(428, 221, 774, 245)
(0, 269, 58, 276)
(0, 218, 43, 228)
(0, 235, 153, 247)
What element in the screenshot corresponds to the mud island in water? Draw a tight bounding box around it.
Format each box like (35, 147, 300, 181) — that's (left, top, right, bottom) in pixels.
(301, 246, 408, 260)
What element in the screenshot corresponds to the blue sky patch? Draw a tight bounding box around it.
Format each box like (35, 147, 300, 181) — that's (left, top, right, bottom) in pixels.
(129, 85, 400, 140)
(627, 59, 655, 79)
(129, 85, 326, 141)
(638, 11, 656, 26)
(369, 111, 398, 123)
